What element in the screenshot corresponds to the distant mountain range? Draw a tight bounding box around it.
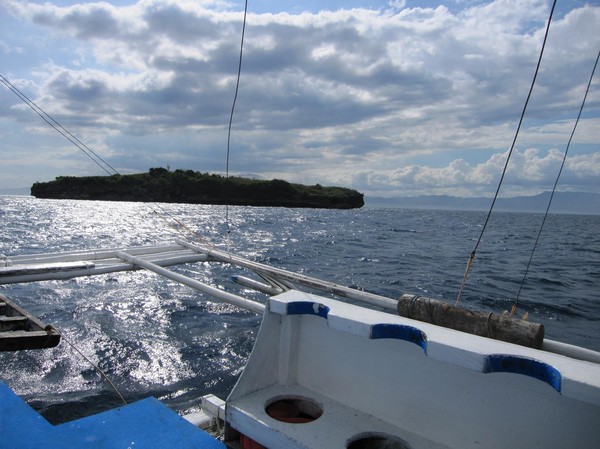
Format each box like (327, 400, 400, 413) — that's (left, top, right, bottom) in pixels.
(366, 192, 600, 215)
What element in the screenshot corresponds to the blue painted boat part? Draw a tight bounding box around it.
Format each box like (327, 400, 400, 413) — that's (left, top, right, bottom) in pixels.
(0, 381, 224, 449)
(370, 323, 428, 353)
(286, 301, 330, 318)
(483, 354, 562, 392)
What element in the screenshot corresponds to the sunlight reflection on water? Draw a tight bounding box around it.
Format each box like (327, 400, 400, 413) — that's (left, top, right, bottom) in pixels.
(1, 196, 599, 422)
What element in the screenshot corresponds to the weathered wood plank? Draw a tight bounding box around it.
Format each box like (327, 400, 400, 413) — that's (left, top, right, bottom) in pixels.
(0, 293, 60, 351)
(0, 316, 29, 331)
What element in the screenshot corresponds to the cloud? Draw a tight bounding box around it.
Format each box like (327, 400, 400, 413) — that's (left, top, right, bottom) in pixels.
(351, 146, 600, 197)
(1, 0, 599, 198)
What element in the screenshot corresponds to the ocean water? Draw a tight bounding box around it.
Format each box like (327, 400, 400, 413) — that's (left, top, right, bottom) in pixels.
(1, 195, 599, 423)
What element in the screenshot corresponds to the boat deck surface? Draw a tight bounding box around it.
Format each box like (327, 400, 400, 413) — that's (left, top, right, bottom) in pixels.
(0, 381, 224, 449)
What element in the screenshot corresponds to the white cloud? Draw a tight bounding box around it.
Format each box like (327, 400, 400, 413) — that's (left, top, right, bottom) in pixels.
(350, 147, 600, 198)
(388, 1, 407, 10)
(0, 0, 599, 198)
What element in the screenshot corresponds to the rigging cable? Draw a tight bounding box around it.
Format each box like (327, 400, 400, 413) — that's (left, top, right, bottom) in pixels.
(0, 73, 214, 246)
(455, 0, 557, 304)
(224, 0, 249, 250)
(0, 73, 118, 177)
(45, 325, 128, 406)
(510, 48, 600, 316)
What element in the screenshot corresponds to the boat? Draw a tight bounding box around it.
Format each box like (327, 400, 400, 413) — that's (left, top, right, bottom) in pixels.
(0, 293, 60, 351)
(1, 2, 599, 449)
(1, 238, 599, 448)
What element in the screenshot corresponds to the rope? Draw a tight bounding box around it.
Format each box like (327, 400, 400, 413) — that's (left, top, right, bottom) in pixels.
(0, 73, 218, 246)
(0, 74, 118, 177)
(486, 312, 493, 338)
(407, 295, 420, 319)
(455, 250, 476, 306)
(510, 48, 599, 315)
(45, 325, 128, 406)
(1, 6, 255, 412)
(2, 6, 252, 250)
(455, 0, 557, 304)
(224, 0, 249, 251)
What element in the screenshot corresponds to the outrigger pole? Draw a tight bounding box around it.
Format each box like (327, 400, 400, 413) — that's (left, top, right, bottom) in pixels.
(3, 241, 600, 362)
(114, 251, 265, 314)
(1, 241, 399, 313)
(177, 240, 399, 311)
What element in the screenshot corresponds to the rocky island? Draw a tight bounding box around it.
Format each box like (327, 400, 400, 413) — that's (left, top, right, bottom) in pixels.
(31, 168, 364, 209)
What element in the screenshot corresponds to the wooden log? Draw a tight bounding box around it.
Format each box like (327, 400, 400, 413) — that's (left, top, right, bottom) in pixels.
(397, 294, 544, 349)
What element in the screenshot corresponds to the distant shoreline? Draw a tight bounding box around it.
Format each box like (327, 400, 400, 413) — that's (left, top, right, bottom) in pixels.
(4, 187, 598, 215)
(365, 192, 600, 215)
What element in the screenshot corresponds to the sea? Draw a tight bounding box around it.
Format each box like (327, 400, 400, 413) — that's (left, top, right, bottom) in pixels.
(1, 195, 599, 424)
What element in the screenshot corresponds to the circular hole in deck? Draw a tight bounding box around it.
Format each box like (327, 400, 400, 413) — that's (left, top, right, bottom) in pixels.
(265, 396, 322, 423)
(347, 433, 411, 449)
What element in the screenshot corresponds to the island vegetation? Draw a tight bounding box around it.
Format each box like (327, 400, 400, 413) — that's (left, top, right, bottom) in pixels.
(31, 168, 364, 209)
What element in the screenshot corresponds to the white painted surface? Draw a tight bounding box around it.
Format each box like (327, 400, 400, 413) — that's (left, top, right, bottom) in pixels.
(226, 290, 600, 449)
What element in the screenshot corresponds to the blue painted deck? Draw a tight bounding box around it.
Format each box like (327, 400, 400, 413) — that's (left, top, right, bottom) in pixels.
(0, 381, 225, 449)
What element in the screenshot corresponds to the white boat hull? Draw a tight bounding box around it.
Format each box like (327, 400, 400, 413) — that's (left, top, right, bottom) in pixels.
(225, 290, 600, 449)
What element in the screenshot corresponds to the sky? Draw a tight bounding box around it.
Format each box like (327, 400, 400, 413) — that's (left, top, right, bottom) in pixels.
(1, 0, 599, 199)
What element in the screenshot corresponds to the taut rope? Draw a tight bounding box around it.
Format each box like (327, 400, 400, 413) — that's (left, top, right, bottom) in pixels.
(455, 0, 557, 305)
(510, 48, 600, 315)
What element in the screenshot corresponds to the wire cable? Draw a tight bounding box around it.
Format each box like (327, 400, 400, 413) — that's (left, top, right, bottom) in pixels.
(46, 325, 128, 406)
(0, 73, 118, 177)
(0, 73, 217, 245)
(224, 0, 249, 249)
(455, 0, 557, 304)
(511, 48, 599, 314)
